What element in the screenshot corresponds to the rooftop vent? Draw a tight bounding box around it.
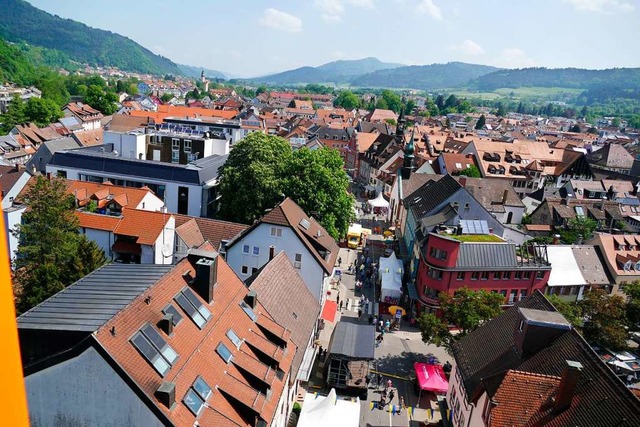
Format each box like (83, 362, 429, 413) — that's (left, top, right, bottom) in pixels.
(158, 313, 174, 336)
(245, 290, 257, 309)
(155, 381, 176, 410)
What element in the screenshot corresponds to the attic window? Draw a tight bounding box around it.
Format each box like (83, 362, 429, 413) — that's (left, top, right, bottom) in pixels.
(574, 206, 585, 216)
(227, 329, 243, 349)
(216, 342, 234, 363)
(175, 288, 212, 329)
(240, 300, 258, 322)
(299, 218, 310, 230)
(131, 324, 179, 376)
(162, 304, 184, 326)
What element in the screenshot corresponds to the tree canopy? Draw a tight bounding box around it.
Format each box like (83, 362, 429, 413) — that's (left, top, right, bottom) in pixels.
(218, 133, 354, 239)
(418, 288, 504, 352)
(12, 177, 107, 313)
(457, 164, 481, 178)
(580, 288, 628, 350)
(475, 114, 486, 130)
(85, 85, 118, 115)
(333, 90, 360, 110)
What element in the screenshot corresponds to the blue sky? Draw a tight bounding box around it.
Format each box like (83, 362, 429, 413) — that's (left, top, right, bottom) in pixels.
(28, 0, 640, 77)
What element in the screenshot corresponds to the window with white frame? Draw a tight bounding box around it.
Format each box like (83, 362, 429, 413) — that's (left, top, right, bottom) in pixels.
(242, 244, 250, 254)
(294, 253, 302, 269)
(270, 226, 282, 237)
(172, 138, 180, 149)
(184, 140, 192, 152)
(252, 246, 259, 256)
(171, 150, 179, 163)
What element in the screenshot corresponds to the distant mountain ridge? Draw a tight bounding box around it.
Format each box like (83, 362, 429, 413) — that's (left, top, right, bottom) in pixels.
(472, 67, 640, 91)
(351, 62, 501, 90)
(0, 0, 181, 75)
(250, 57, 404, 84)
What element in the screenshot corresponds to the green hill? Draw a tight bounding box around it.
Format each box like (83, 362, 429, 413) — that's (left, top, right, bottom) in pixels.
(251, 57, 404, 85)
(177, 63, 227, 80)
(472, 67, 640, 91)
(0, 38, 37, 85)
(0, 0, 181, 75)
(351, 62, 500, 90)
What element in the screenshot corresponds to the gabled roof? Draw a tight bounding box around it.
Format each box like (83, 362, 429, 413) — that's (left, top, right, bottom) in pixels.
(17, 264, 172, 332)
(0, 165, 27, 195)
(403, 174, 462, 219)
(587, 143, 634, 169)
(107, 114, 152, 132)
(452, 291, 640, 426)
(65, 180, 154, 209)
(458, 177, 525, 208)
(175, 218, 206, 248)
(230, 198, 338, 274)
(173, 214, 248, 251)
(93, 256, 295, 426)
(113, 208, 172, 245)
(247, 251, 320, 380)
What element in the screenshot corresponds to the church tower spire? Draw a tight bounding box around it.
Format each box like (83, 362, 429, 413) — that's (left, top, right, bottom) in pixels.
(401, 128, 415, 179)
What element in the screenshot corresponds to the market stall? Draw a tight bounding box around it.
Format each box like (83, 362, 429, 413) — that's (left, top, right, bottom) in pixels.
(379, 251, 403, 304)
(414, 362, 449, 403)
(326, 322, 375, 395)
(297, 388, 360, 427)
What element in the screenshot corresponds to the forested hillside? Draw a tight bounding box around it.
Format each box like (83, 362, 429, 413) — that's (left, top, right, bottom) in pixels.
(0, 0, 181, 75)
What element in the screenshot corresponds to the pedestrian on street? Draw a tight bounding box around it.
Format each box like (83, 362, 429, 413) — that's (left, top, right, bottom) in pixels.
(336, 294, 340, 306)
(368, 315, 373, 325)
(339, 300, 343, 311)
(365, 374, 370, 388)
(358, 308, 362, 319)
(389, 388, 395, 402)
(398, 397, 405, 415)
(379, 319, 383, 331)
(379, 394, 386, 408)
(386, 379, 392, 392)
(338, 257, 342, 267)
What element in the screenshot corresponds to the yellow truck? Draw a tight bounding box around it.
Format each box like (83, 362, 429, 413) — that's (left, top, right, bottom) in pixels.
(347, 224, 371, 249)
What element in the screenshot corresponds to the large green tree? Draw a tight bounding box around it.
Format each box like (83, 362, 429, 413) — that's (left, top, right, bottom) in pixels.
(218, 133, 354, 239)
(334, 90, 360, 110)
(24, 97, 62, 126)
(85, 85, 118, 114)
(418, 288, 504, 351)
(475, 114, 486, 130)
(0, 94, 27, 133)
(623, 281, 640, 331)
(580, 288, 628, 350)
(218, 133, 292, 224)
(561, 215, 598, 243)
(13, 177, 107, 313)
(281, 148, 354, 239)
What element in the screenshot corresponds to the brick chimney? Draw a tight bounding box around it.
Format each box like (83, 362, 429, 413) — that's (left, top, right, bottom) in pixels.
(459, 176, 467, 188)
(189, 254, 217, 303)
(553, 361, 583, 413)
(502, 189, 509, 205)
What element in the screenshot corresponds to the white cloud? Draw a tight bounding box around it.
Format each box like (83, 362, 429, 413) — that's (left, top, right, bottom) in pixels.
(451, 39, 485, 56)
(347, 0, 375, 8)
(316, 0, 375, 22)
(417, 0, 443, 20)
(496, 48, 536, 69)
(563, 0, 634, 14)
(316, 0, 345, 22)
(258, 8, 303, 32)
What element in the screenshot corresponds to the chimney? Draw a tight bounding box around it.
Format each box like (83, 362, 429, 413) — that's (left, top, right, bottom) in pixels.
(552, 234, 561, 245)
(155, 381, 176, 409)
(553, 361, 583, 413)
(245, 290, 257, 309)
(502, 189, 509, 205)
(514, 308, 571, 356)
(269, 245, 275, 261)
(192, 255, 217, 303)
(459, 176, 467, 188)
(158, 313, 174, 336)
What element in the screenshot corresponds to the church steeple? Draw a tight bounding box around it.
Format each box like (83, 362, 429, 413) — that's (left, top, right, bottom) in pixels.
(402, 128, 415, 179)
(395, 100, 406, 145)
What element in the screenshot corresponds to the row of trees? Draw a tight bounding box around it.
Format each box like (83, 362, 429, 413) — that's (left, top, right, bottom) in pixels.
(217, 133, 354, 239)
(0, 95, 62, 133)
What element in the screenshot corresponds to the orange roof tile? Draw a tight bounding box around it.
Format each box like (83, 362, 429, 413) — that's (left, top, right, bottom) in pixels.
(113, 208, 171, 245)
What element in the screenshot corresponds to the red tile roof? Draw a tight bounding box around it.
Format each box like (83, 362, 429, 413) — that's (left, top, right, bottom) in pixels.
(173, 214, 247, 251)
(65, 180, 154, 210)
(95, 256, 295, 427)
(487, 370, 559, 427)
(113, 208, 171, 245)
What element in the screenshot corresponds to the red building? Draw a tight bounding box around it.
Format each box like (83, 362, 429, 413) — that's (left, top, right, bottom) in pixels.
(416, 231, 551, 314)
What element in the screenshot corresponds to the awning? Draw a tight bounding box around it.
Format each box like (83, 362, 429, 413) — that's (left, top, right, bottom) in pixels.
(297, 389, 360, 427)
(329, 322, 375, 360)
(368, 192, 390, 208)
(321, 300, 337, 323)
(414, 362, 448, 394)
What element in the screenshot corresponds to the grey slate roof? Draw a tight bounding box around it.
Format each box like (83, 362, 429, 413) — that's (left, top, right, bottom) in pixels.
(403, 174, 462, 220)
(328, 322, 375, 360)
(455, 242, 518, 269)
(17, 264, 173, 332)
(48, 145, 227, 185)
(452, 291, 640, 426)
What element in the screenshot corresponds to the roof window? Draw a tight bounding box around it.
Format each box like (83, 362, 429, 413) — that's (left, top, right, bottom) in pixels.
(131, 324, 178, 376)
(175, 287, 212, 329)
(216, 342, 234, 363)
(240, 300, 258, 322)
(227, 329, 243, 349)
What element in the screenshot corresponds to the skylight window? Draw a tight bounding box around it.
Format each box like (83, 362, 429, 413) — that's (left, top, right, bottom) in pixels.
(162, 304, 183, 326)
(574, 206, 585, 216)
(183, 388, 205, 416)
(193, 376, 212, 401)
(227, 329, 242, 349)
(240, 300, 257, 322)
(130, 324, 178, 376)
(175, 288, 212, 329)
(216, 342, 234, 363)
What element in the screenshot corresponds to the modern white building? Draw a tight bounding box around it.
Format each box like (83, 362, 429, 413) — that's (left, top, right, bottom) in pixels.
(46, 144, 227, 218)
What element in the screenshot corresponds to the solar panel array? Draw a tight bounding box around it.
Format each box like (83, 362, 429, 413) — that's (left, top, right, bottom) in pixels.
(459, 219, 490, 235)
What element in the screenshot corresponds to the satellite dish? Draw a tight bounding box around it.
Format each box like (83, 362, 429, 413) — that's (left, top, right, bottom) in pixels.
(161, 244, 172, 258)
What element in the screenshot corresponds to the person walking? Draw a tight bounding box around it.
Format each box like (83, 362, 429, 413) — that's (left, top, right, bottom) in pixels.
(339, 300, 343, 311)
(386, 379, 392, 392)
(377, 373, 382, 390)
(398, 396, 405, 415)
(358, 308, 362, 319)
(365, 374, 371, 388)
(336, 294, 340, 307)
(388, 388, 395, 403)
(338, 257, 342, 267)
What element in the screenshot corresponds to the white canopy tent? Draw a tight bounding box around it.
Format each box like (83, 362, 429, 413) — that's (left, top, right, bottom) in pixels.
(379, 251, 403, 300)
(368, 191, 389, 208)
(297, 388, 360, 427)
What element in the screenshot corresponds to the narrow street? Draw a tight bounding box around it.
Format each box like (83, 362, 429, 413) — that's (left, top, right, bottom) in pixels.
(307, 192, 453, 427)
